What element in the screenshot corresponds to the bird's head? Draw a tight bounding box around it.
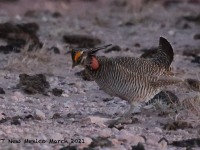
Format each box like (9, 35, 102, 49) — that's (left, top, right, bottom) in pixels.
(70, 44, 112, 68)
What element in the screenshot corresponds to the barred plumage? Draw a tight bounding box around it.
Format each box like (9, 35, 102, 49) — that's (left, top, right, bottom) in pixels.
(71, 37, 182, 127)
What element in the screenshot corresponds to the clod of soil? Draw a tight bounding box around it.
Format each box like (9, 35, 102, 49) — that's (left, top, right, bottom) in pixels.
(63, 34, 101, 48)
(59, 146, 77, 150)
(163, 120, 193, 130)
(0, 114, 34, 125)
(146, 90, 179, 106)
(0, 0, 18, 2)
(18, 74, 50, 94)
(52, 12, 62, 18)
(0, 113, 7, 124)
(0, 45, 21, 54)
(51, 113, 62, 119)
(170, 138, 200, 148)
(75, 69, 93, 81)
(88, 137, 113, 148)
(52, 88, 64, 96)
(163, 0, 181, 8)
(134, 43, 141, 47)
(185, 78, 200, 92)
(191, 56, 200, 64)
(104, 45, 121, 53)
(0, 22, 42, 53)
(182, 14, 200, 24)
(182, 49, 199, 57)
(48, 46, 60, 54)
(24, 10, 63, 18)
(11, 118, 21, 126)
(194, 33, 200, 40)
(132, 142, 145, 150)
(0, 87, 5, 94)
(140, 47, 158, 58)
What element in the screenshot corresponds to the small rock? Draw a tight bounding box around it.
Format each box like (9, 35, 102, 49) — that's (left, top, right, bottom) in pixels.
(50, 132, 63, 140)
(11, 91, 25, 102)
(111, 127, 119, 134)
(99, 128, 112, 137)
(117, 130, 145, 144)
(0, 87, 5, 94)
(34, 109, 45, 120)
(159, 139, 168, 149)
(62, 93, 69, 98)
(88, 116, 110, 125)
(154, 127, 163, 133)
(70, 87, 78, 93)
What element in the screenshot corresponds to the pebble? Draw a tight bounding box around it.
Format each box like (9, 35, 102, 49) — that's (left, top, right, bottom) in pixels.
(0, 130, 5, 135)
(35, 109, 46, 120)
(117, 130, 145, 144)
(88, 116, 110, 125)
(78, 137, 92, 149)
(154, 127, 163, 133)
(49, 132, 63, 140)
(62, 93, 69, 97)
(0, 87, 5, 94)
(168, 30, 176, 36)
(99, 128, 112, 137)
(11, 91, 25, 102)
(0, 113, 5, 120)
(159, 139, 168, 150)
(146, 139, 159, 147)
(46, 105, 52, 110)
(111, 128, 119, 134)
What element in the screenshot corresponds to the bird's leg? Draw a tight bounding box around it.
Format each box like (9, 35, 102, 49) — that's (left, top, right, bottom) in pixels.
(108, 104, 135, 128)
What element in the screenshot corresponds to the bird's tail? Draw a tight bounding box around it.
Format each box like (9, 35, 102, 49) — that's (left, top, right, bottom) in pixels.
(152, 37, 174, 70)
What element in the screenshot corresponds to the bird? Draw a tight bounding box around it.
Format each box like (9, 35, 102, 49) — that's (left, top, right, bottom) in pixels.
(70, 37, 183, 127)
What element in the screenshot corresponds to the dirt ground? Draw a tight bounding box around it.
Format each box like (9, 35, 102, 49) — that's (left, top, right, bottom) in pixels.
(0, 0, 200, 150)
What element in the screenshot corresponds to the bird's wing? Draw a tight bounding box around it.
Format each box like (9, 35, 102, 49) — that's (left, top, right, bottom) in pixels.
(115, 63, 182, 88)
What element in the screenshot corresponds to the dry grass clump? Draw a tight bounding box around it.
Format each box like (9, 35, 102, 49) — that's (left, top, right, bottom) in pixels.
(5, 43, 52, 73)
(181, 94, 200, 116)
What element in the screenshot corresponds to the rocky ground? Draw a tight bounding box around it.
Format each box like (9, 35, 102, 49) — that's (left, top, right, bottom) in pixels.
(0, 0, 200, 149)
